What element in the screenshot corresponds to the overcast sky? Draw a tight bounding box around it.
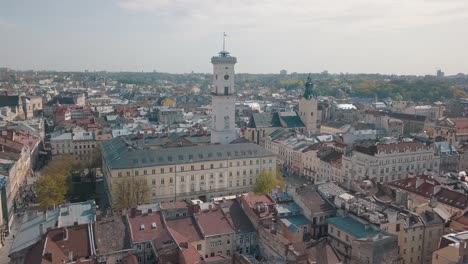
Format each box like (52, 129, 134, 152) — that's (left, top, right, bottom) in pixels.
(1, 0, 468, 75)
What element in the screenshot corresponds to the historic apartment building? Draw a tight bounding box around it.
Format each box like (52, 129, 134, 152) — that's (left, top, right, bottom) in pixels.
(342, 141, 438, 185)
(50, 131, 98, 164)
(0, 137, 31, 231)
(101, 138, 276, 204)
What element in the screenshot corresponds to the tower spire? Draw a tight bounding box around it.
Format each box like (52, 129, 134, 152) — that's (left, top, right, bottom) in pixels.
(303, 74, 314, 100)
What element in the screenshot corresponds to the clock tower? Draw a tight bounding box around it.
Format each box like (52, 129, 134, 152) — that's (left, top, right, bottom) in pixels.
(210, 36, 237, 144)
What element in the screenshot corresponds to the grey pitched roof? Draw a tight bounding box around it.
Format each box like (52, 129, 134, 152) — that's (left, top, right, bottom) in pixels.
(248, 112, 281, 128)
(278, 113, 305, 128)
(102, 138, 275, 169)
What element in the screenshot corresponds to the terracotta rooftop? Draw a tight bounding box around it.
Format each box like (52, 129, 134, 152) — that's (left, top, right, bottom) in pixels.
(25, 224, 94, 264)
(452, 118, 468, 135)
(128, 211, 174, 250)
(242, 193, 276, 208)
(295, 187, 335, 213)
(196, 208, 235, 237)
(166, 217, 203, 242)
(388, 176, 468, 210)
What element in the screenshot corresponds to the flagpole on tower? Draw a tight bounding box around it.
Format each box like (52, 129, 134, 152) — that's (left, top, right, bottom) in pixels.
(223, 32, 227, 51)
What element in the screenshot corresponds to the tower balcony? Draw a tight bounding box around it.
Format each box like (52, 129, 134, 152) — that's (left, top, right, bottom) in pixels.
(211, 54, 237, 64)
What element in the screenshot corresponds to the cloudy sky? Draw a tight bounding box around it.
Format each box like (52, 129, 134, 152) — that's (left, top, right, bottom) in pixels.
(1, 0, 468, 75)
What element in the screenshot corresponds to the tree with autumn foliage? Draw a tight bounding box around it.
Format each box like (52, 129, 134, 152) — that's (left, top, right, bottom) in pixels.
(254, 170, 284, 194)
(36, 156, 76, 209)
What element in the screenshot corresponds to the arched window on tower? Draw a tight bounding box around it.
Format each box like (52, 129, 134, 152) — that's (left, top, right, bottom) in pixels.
(311, 112, 314, 116)
(224, 116, 230, 130)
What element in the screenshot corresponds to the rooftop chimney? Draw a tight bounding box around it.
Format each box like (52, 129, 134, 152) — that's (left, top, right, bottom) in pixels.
(415, 177, 424, 189)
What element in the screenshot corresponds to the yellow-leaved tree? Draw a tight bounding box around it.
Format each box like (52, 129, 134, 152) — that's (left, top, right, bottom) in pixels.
(254, 170, 284, 194)
(36, 156, 75, 209)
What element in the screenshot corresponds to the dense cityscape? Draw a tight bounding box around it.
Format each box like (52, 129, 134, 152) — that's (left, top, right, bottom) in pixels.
(0, 42, 467, 264)
(3, 0, 468, 262)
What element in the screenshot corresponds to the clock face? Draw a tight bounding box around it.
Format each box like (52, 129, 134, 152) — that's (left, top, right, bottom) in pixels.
(224, 74, 229, 80)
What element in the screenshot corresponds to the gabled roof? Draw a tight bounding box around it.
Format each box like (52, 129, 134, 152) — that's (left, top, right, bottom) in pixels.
(247, 112, 281, 128)
(24, 224, 94, 264)
(388, 176, 468, 210)
(196, 208, 235, 237)
(128, 211, 174, 248)
(166, 217, 204, 242)
(278, 112, 305, 128)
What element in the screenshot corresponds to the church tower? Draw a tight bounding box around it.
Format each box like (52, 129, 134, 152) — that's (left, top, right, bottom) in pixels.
(299, 75, 318, 134)
(210, 35, 237, 144)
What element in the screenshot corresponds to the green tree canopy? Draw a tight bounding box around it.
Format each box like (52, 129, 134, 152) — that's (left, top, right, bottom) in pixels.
(254, 170, 284, 194)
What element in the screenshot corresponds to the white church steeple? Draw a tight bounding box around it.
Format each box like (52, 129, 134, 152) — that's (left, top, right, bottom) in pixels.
(211, 33, 237, 144)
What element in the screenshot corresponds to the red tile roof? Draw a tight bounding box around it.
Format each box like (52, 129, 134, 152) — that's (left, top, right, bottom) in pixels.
(166, 217, 203, 242)
(242, 193, 276, 208)
(196, 208, 234, 236)
(128, 212, 174, 249)
(452, 118, 468, 135)
(388, 176, 468, 210)
(25, 224, 93, 264)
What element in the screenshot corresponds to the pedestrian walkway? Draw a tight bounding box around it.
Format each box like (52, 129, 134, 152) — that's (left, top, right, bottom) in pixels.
(0, 218, 20, 263)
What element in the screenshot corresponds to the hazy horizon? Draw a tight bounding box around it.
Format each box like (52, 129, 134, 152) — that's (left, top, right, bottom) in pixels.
(1, 0, 468, 75)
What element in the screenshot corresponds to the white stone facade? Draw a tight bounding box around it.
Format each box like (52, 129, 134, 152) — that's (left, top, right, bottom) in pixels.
(299, 97, 318, 134)
(342, 142, 439, 185)
(211, 51, 237, 144)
